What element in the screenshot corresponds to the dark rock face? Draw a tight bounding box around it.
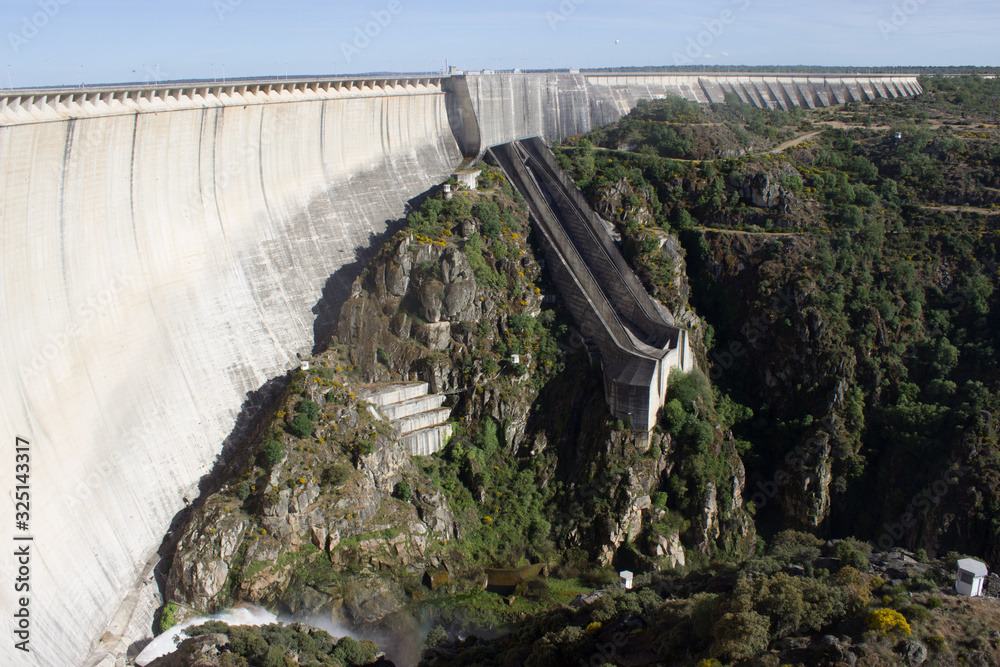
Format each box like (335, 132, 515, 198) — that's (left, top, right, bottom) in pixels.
(742, 172, 783, 208)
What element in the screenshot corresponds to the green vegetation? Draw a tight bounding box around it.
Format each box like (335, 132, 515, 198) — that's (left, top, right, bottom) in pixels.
(392, 478, 411, 501)
(560, 78, 1000, 555)
(289, 399, 320, 438)
(183, 621, 379, 666)
(258, 439, 284, 467)
(660, 370, 751, 519)
(424, 534, 1000, 666)
(418, 417, 555, 567)
(158, 601, 179, 634)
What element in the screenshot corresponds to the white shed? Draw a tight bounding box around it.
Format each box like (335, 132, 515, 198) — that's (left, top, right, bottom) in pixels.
(619, 570, 634, 590)
(956, 558, 989, 597)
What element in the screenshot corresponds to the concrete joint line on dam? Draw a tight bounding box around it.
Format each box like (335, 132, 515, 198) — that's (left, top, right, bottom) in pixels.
(0, 70, 922, 666)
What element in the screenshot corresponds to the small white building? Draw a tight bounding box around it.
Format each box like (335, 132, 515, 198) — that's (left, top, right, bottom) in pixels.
(453, 170, 481, 191)
(956, 558, 989, 597)
(619, 570, 634, 590)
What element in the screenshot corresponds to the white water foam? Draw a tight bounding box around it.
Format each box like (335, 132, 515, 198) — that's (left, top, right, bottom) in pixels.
(134, 605, 278, 666)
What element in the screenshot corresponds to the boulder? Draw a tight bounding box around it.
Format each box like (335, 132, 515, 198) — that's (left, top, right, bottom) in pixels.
(417, 322, 452, 351)
(903, 640, 928, 666)
(384, 259, 411, 297)
(342, 576, 406, 624)
(443, 279, 477, 321)
(746, 172, 782, 207)
(417, 280, 445, 323)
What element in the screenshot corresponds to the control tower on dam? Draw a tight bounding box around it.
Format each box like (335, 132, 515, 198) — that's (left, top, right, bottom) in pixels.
(0, 70, 922, 666)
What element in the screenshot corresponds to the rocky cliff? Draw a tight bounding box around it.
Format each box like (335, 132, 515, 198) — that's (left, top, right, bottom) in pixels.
(160, 166, 755, 659)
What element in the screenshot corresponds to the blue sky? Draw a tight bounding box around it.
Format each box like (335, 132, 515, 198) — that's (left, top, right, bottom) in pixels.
(1, 0, 997, 89)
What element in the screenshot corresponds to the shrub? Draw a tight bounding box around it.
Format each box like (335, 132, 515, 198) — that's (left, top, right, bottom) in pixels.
(322, 463, 351, 487)
(159, 602, 179, 633)
(769, 530, 824, 570)
(475, 200, 502, 239)
(262, 646, 286, 667)
(925, 595, 942, 609)
(478, 418, 500, 456)
(425, 625, 448, 649)
(925, 634, 945, 652)
(393, 479, 412, 502)
(831, 541, 870, 572)
(690, 593, 719, 644)
(334, 636, 376, 665)
(834, 566, 872, 615)
(235, 481, 251, 501)
(666, 369, 714, 413)
(259, 439, 284, 467)
(905, 576, 937, 593)
(482, 357, 500, 376)
(901, 604, 931, 623)
(711, 611, 770, 662)
(290, 413, 314, 438)
(781, 173, 804, 192)
(583, 568, 620, 589)
(866, 608, 911, 637)
(299, 399, 320, 420)
(661, 399, 687, 432)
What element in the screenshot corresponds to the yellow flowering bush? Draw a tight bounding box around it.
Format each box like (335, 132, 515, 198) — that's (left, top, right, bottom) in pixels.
(866, 608, 911, 637)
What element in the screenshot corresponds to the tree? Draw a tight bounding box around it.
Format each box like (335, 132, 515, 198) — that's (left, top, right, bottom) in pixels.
(711, 611, 770, 662)
(675, 209, 694, 229)
(290, 413, 313, 439)
(475, 200, 502, 239)
(259, 439, 284, 467)
(755, 573, 805, 639)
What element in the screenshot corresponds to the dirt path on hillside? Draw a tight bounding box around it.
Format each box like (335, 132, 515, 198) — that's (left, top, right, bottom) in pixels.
(693, 226, 809, 237)
(920, 204, 999, 215)
(770, 130, 823, 153)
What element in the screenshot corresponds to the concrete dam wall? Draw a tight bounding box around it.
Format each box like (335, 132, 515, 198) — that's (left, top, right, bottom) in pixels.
(0, 78, 462, 667)
(0, 71, 922, 666)
(457, 72, 923, 155)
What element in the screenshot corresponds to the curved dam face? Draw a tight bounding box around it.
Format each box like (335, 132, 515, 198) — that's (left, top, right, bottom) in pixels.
(457, 71, 923, 154)
(0, 79, 461, 666)
(0, 71, 922, 666)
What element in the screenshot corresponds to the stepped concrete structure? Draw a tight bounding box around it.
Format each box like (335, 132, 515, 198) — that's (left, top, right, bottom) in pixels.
(362, 382, 453, 456)
(0, 70, 922, 666)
